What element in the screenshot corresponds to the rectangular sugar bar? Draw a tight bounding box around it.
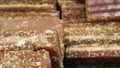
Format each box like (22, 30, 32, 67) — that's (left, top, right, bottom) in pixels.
(0, 11, 60, 19)
(0, 30, 58, 52)
(86, 0, 120, 21)
(64, 22, 120, 35)
(64, 22, 120, 46)
(65, 33, 120, 41)
(0, 0, 57, 11)
(0, 50, 51, 68)
(64, 33, 120, 46)
(0, 0, 56, 4)
(0, 11, 63, 42)
(66, 43, 120, 59)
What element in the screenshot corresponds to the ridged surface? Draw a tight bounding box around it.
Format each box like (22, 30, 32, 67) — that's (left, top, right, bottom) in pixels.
(86, 0, 120, 21)
(64, 22, 120, 46)
(64, 22, 120, 35)
(65, 22, 120, 60)
(66, 43, 120, 58)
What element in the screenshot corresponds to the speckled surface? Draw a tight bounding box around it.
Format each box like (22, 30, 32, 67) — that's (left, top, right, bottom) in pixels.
(0, 50, 52, 68)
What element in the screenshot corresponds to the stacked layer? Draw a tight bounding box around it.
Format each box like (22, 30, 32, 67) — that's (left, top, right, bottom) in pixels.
(58, 0, 85, 23)
(0, 50, 51, 68)
(0, 11, 60, 19)
(0, 0, 57, 12)
(86, 0, 120, 22)
(0, 30, 62, 68)
(64, 22, 120, 59)
(0, 12, 63, 68)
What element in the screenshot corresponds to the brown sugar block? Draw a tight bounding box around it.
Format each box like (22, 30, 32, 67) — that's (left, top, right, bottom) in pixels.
(0, 11, 63, 42)
(0, 50, 51, 68)
(0, 30, 57, 52)
(64, 33, 120, 47)
(0, 11, 64, 46)
(61, 2, 85, 14)
(86, 0, 120, 22)
(0, 0, 57, 11)
(0, 30, 62, 68)
(64, 22, 120, 46)
(64, 22, 120, 35)
(0, 11, 60, 19)
(0, 12, 64, 68)
(66, 43, 120, 59)
(60, 1, 85, 23)
(62, 4, 85, 22)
